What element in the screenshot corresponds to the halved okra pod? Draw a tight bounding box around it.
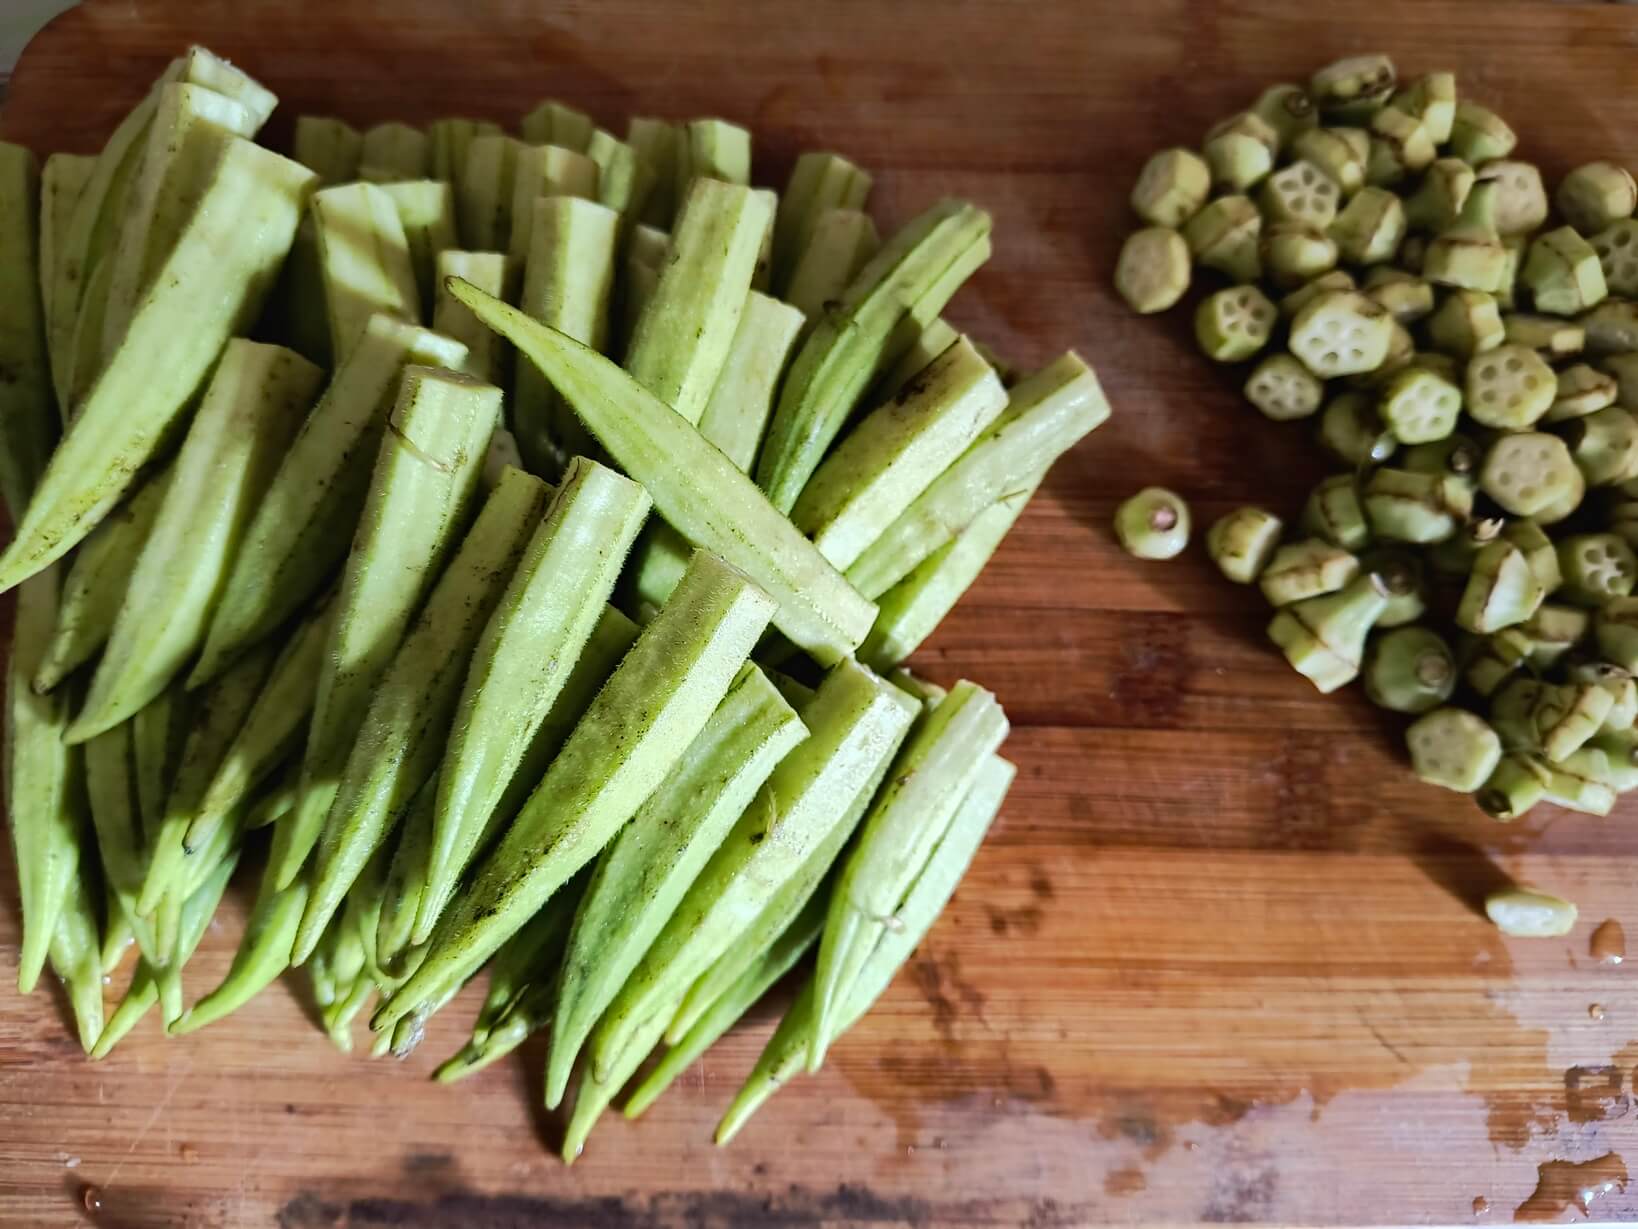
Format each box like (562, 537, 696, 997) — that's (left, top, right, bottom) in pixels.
(505, 143, 599, 264)
(310, 181, 421, 363)
(379, 180, 459, 320)
(1268, 572, 1389, 692)
(695, 292, 806, 473)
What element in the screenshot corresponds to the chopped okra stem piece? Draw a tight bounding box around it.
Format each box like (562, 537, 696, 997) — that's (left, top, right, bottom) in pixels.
(1398, 233, 1429, 275)
(1206, 507, 1283, 583)
(1579, 300, 1638, 358)
(1260, 224, 1338, 288)
(1259, 538, 1360, 606)
(1561, 408, 1638, 487)
(1538, 747, 1619, 814)
(1289, 289, 1393, 378)
(1291, 127, 1366, 195)
(1182, 195, 1262, 282)
(1610, 354, 1638, 412)
(1259, 160, 1341, 229)
(1194, 285, 1276, 362)
(1477, 161, 1549, 237)
(1317, 391, 1397, 466)
(1267, 572, 1389, 692)
(1465, 628, 1532, 697)
(1115, 227, 1191, 314)
(1404, 158, 1474, 233)
(1490, 675, 1547, 749)
(1534, 680, 1617, 763)
(1361, 466, 1469, 544)
(1131, 148, 1212, 228)
(1504, 313, 1585, 360)
(1456, 539, 1545, 634)
(1244, 354, 1324, 421)
(1328, 186, 1405, 265)
(1366, 106, 1435, 185)
(1522, 227, 1608, 317)
(1428, 290, 1505, 358)
(1393, 71, 1456, 144)
(1252, 83, 1318, 150)
(1568, 661, 1638, 733)
(1496, 238, 1525, 310)
(1302, 474, 1370, 551)
(1501, 519, 1562, 593)
(1114, 487, 1191, 560)
(1589, 221, 1638, 299)
(1402, 432, 1481, 480)
(1558, 162, 1637, 237)
(1597, 597, 1638, 671)
(1591, 728, 1638, 789)
(1449, 101, 1517, 165)
(1204, 112, 1279, 192)
(1427, 515, 1502, 578)
(1465, 343, 1556, 429)
(1364, 269, 1434, 324)
(1478, 756, 1549, 821)
(1406, 707, 1502, 793)
(1360, 548, 1426, 626)
(1555, 533, 1638, 606)
(1310, 54, 1396, 122)
(1281, 269, 1355, 319)
(1481, 432, 1585, 521)
(1364, 626, 1457, 714)
(1377, 363, 1462, 444)
(1520, 603, 1592, 668)
(1424, 182, 1507, 293)
(1486, 887, 1578, 936)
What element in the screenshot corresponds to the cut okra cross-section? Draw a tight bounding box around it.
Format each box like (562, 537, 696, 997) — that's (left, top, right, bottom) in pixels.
(1194, 285, 1275, 363)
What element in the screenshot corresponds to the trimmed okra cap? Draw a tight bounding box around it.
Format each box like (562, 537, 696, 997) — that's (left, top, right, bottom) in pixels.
(1206, 506, 1283, 583)
(1485, 887, 1577, 936)
(1317, 390, 1397, 466)
(1557, 162, 1637, 237)
(1364, 625, 1456, 714)
(1259, 538, 1360, 606)
(1309, 54, 1397, 122)
(1183, 195, 1263, 282)
(1267, 572, 1390, 692)
(1131, 148, 1212, 228)
(1522, 226, 1609, 318)
(1360, 548, 1426, 627)
(1114, 487, 1191, 560)
(1406, 706, 1502, 792)
(1115, 227, 1191, 314)
(1195, 285, 1276, 362)
(1252, 83, 1318, 150)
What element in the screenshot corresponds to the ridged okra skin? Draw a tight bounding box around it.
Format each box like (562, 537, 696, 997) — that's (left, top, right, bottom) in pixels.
(0, 142, 55, 524)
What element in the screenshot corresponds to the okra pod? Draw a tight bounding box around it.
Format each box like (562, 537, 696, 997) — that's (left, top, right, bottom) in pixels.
(773, 151, 872, 293)
(466, 869, 588, 1047)
(38, 152, 96, 344)
(506, 143, 599, 264)
(695, 292, 805, 473)
(292, 116, 363, 185)
(311, 182, 421, 361)
(0, 142, 55, 521)
(432, 250, 512, 386)
(544, 663, 807, 1108)
(271, 365, 495, 891)
(792, 336, 1008, 571)
(521, 101, 595, 152)
(436, 975, 556, 1085)
(417, 459, 650, 947)
(380, 180, 459, 320)
(448, 280, 878, 664)
(427, 118, 500, 186)
(584, 129, 655, 221)
(359, 122, 429, 182)
(877, 319, 961, 401)
(785, 208, 881, 327)
(72, 342, 323, 741)
(846, 352, 1108, 599)
(170, 860, 310, 1035)
(676, 118, 751, 194)
(627, 117, 680, 228)
(756, 199, 992, 513)
(49, 861, 105, 1053)
(563, 1005, 672, 1163)
(0, 138, 312, 593)
(588, 660, 915, 1082)
(373, 780, 438, 978)
(455, 134, 523, 250)
(374, 551, 776, 1033)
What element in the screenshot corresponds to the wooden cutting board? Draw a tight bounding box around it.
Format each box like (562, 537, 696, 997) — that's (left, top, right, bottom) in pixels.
(4, 1, 1638, 1224)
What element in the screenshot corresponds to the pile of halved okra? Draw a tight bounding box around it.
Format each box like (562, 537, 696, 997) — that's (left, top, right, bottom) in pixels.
(0, 47, 1108, 1152)
(1113, 53, 1638, 838)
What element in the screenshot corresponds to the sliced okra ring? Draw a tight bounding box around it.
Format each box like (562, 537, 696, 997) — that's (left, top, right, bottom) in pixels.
(1561, 407, 1638, 487)
(1260, 223, 1338, 289)
(1556, 533, 1638, 606)
(1258, 539, 1360, 606)
(1428, 290, 1505, 359)
(1481, 432, 1585, 521)
(1377, 364, 1462, 445)
(1182, 195, 1262, 283)
(1301, 474, 1371, 551)
(1206, 507, 1283, 583)
(1280, 269, 1355, 320)
(1266, 573, 1388, 692)
(1361, 467, 1469, 544)
(1404, 158, 1474, 233)
(1194, 285, 1276, 362)
(1486, 887, 1578, 936)
(1203, 112, 1279, 192)
(1393, 71, 1455, 144)
(1464, 343, 1556, 430)
(1244, 354, 1323, 421)
(1589, 220, 1638, 299)
(1259, 160, 1340, 229)
(1424, 182, 1507, 294)
(1290, 127, 1365, 195)
(1363, 268, 1434, 324)
(1328, 186, 1405, 265)
(1316, 391, 1397, 466)
(1557, 162, 1637, 237)
(1289, 289, 1394, 378)
(1449, 101, 1517, 165)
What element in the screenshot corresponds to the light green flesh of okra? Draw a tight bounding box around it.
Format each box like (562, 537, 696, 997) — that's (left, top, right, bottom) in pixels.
(380, 180, 459, 321)
(695, 292, 806, 474)
(312, 182, 421, 363)
(433, 250, 511, 385)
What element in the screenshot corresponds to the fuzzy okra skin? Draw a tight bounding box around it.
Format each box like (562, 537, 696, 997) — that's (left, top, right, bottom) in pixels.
(773, 151, 874, 294)
(587, 659, 916, 1082)
(0, 138, 313, 595)
(564, 1002, 674, 1162)
(71, 343, 323, 741)
(50, 864, 106, 1054)
(793, 335, 1009, 571)
(294, 467, 555, 961)
(718, 753, 1015, 1142)
(756, 199, 993, 514)
(0, 142, 55, 523)
(373, 780, 438, 977)
(170, 859, 310, 1035)
(847, 352, 1109, 599)
(271, 366, 496, 893)
(543, 663, 808, 1108)
(433, 251, 512, 385)
(506, 144, 600, 263)
(39, 153, 97, 348)
(373, 551, 777, 1035)
(311, 182, 422, 362)
(783, 208, 881, 329)
(193, 318, 470, 688)
(624, 179, 773, 426)
(464, 870, 589, 1049)
(696, 292, 806, 473)
(416, 459, 651, 948)
(450, 280, 878, 665)
(8, 566, 81, 993)
(512, 196, 622, 478)
(380, 180, 460, 321)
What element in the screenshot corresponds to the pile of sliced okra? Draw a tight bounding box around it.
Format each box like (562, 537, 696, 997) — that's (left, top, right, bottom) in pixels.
(0, 46, 1110, 1152)
(1112, 53, 1638, 861)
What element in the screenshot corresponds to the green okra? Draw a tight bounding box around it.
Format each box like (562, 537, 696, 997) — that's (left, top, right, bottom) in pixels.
(773, 151, 872, 292)
(1548, 363, 1615, 421)
(793, 336, 1008, 572)
(626, 117, 680, 228)
(544, 663, 807, 1108)
(132, 685, 189, 842)
(0, 143, 55, 522)
(676, 118, 751, 195)
(624, 521, 694, 620)
(71, 342, 323, 741)
(170, 859, 310, 1035)
(272, 365, 496, 892)
(1592, 222, 1638, 300)
(810, 680, 1008, 1066)
(448, 279, 879, 664)
(100, 886, 134, 976)
(785, 208, 881, 326)
(878, 319, 961, 402)
(617, 258, 660, 360)
(417, 459, 652, 948)
(1364, 626, 1457, 715)
(848, 353, 1109, 599)
(624, 892, 825, 1121)
(1522, 226, 1608, 318)
(512, 195, 621, 478)
(373, 781, 438, 978)
(718, 753, 1014, 1143)
(292, 116, 363, 185)
(1582, 300, 1638, 357)
(50, 860, 105, 1054)
(38, 153, 96, 343)
(374, 550, 777, 1033)
(756, 199, 992, 513)
(7, 566, 80, 993)
(83, 722, 152, 951)
(243, 764, 298, 832)
(587, 129, 656, 220)
(587, 659, 916, 1083)
(859, 476, 1039, 671)
(438, 972, 558, 1084)
(427, 118, 500, 185)
(624, 179, 772, 425)
(522, 100, 595, 152)
(1424, 182, 1507, 294)
(562, 1001, 672, 1162)
(455, 134, 523, 250)
(380, 180, 459, 320)
(507, 143, 600, 264)
(432, 250, 512, 385)
(625, 223, 670, 272)
(358, 122, 428, 182)
(466, 870, 588, 1048)
(1407, 706, 1503, 793)
(696, 292, 806, 474)
(1268, 573, 1390, 693)
(0, 138, 312, 595)
(311, 182, 421, 361)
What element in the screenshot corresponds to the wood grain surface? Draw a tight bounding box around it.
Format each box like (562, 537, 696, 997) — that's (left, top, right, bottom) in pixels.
(4, 1, 1638, 1225)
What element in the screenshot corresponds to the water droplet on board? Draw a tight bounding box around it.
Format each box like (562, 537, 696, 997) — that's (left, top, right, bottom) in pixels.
(1590, 1003, 1606, 1021)
(1472, 1195, 1489, 1216)
(80, 1184, 103, 1214)
(1515, 1153, 1628, 1222)
(1590, 919, 1626, 965)
(180, 1142, 199, 1163)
